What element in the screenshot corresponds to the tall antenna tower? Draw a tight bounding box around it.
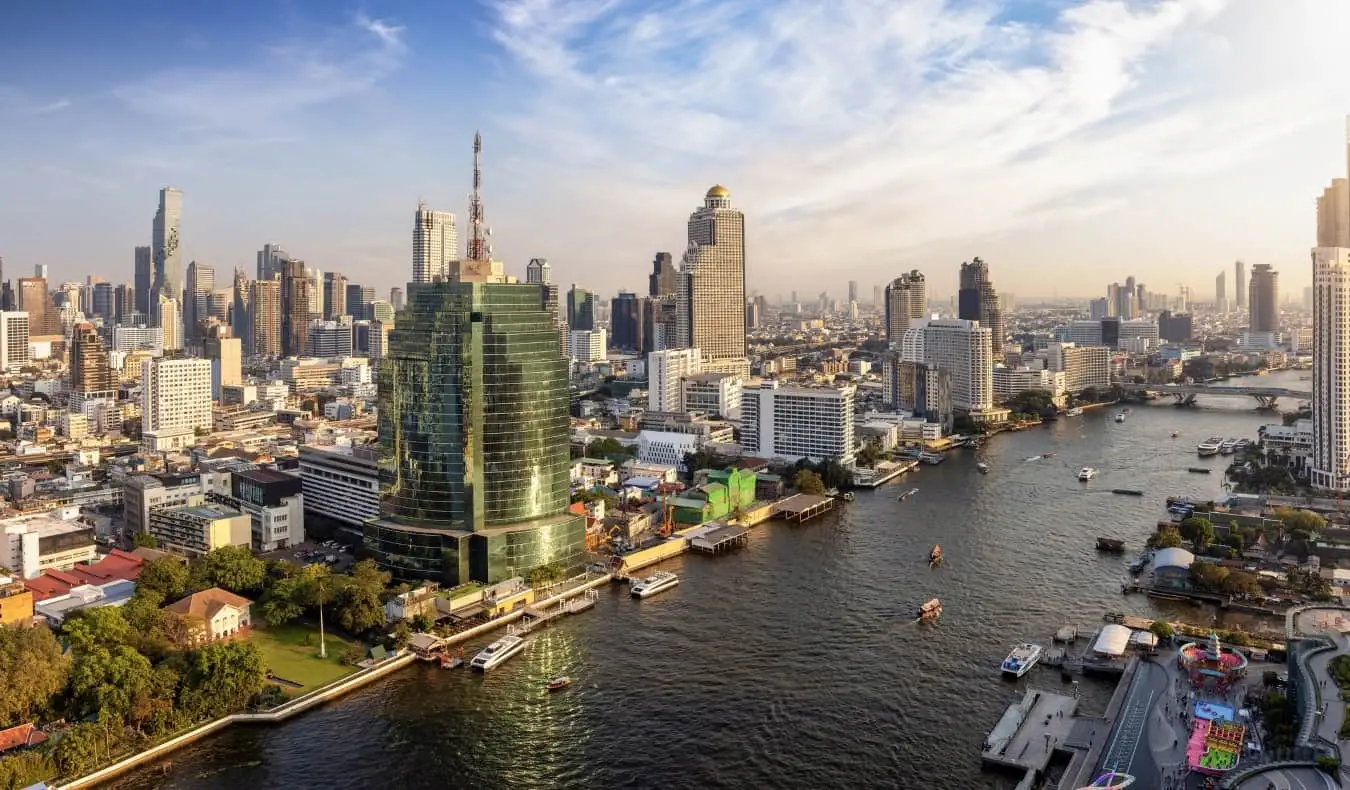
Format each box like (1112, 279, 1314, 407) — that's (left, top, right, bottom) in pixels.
(467, 132, 491, 262)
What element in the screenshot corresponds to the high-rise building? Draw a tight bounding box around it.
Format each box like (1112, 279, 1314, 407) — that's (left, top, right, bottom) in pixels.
(151, 188, 183, 302)
(204, 331, 242, 400)
(922, 319, 993, 412)
(16, 277, 58, 336)
(739, 381, 855, 464)
(1318, 179, 1350, 247)
(305, 320, 354, 357)
(677, 185, 747, 376)
(140, 357, 212, 451)
(280, 259, 316, 357)
(1234, 260, 1247, 309)
(649, 252, 678, 298)
(526, 258, 563, 351)
(390, 287, 405, 312)
(346, 283, 375, 318)
(1215, 270, 1226, 305)
(884, 270, 926, 346)
(184, 261, 214, 345)
(1312, 247, 1350, 491)
(847, 280, 858, 304)
(249, 279, 282, 357)
(568, 329, 607, 362)
(645, 296, 679, 353)
(92, 282, 115, 323)
(113, 284, 133, 324)
(412, 204, 458, 284)
(365, 277, 586, 584)
(157, 293, 182, 351)
(70, 323, 115, 399)
(610, 292, 645, 351)
(257, 243, 289, 281)
(0, 312, 30, 372)
(1248, 263, 1279, 332)
(231, 269, 251, 353)
(648, 348, 701, 412)
(320, 272, 348, 321)
(134, 246, 152, 316)
(957, 258, 1003, 358)
(566, 285, 595, 331)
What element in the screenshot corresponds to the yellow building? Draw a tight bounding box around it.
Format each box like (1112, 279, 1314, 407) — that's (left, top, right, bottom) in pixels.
(147, 503, 252, 557)
(0, 578, 34, 627)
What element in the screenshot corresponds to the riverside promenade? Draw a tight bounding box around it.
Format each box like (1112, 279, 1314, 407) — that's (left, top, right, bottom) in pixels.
(55, 572, 614, 789)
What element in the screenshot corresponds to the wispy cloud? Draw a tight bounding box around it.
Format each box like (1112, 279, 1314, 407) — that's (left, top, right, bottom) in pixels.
(0, 87, 72, 116)
(485, 0, 1349, 292)
(111, 13, 407, 138)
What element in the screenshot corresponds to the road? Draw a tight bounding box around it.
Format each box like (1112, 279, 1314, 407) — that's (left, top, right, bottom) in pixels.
(1235, 766, 1337, 790)
(1095, 660, 1169, 787)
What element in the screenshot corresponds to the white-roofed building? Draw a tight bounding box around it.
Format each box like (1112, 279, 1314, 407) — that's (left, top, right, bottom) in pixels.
(1093, 624, 1131, 657)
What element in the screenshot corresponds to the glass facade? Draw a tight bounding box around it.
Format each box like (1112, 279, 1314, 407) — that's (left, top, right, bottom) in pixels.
(367, 281, 585, 584)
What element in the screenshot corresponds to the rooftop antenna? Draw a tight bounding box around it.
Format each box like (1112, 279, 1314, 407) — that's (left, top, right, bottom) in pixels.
(467, 132, 491, 261)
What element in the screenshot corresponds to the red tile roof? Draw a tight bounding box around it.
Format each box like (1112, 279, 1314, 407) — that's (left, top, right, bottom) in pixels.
(164, 587, 252, 621)
(23, 549, 145, 601)
(0, 723, 47, 754)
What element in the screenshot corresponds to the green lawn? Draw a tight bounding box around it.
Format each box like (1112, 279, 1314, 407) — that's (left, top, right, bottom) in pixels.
(251, 623, 360, 695)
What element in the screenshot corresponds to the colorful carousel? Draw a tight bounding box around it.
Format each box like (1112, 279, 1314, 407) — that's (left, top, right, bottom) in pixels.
(1077, 772, 1135, 788)
(1176, 632, 1248, 692)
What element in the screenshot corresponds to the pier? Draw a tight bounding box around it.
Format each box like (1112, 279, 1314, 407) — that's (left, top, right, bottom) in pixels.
(689, 523, 749, 554)
(773, 493, 834, 523)
(510, 590, 600, 635)
(981, 689, 1080, 785)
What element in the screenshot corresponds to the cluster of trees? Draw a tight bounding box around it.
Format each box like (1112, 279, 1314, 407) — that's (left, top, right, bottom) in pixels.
(792, 458, 850, 491)
(0, 601, 267, 786)
(792, 469, 826, 495)
(1188, 562, 1265, 598)
(581, 438, 635, 463)
(1003, 389, 1057, 422)
(257, 557, 391, 636)
(854, 441, 883, 469)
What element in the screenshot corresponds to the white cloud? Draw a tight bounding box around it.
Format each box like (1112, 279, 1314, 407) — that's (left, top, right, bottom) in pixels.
(0, 87, 71, 116)
(485, 0, 1350, 296)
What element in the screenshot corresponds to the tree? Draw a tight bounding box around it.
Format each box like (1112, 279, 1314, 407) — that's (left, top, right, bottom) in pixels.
(0, 625, 69, 728)
(190, 545, 266, 595)
(1189, 562, 1229, 592)
(391, 621, 412, 650)
(855, 441, 882, 469)
(137, 556, 189, 601)
(260, 577, 305, 627)
(792, 469, 826, 495)
(63, 607, 132, 653)
(178, 642, 266, 720)
(132, 531, 159, 549)
(1273, 507, 1326, 535)
(681, 448, 721, 477)
(50, 722, 104, 778)
(1149, 620, 1175, 641)
(1146, 527, 1183, 550)
(332, 561, 389, 635)
(69, 644, 154, 724)
(1223, 571, 1262, 598)
(1177, 517, 1215, 551)
(1003, 389, 1056, 417)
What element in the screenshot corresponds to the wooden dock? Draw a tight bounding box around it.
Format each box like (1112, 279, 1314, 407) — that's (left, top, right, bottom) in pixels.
(689, 524, 749, 553)
(981, 689, 1079, 786)
(510, 590, 599, 635)
(772, 493, 834, 523)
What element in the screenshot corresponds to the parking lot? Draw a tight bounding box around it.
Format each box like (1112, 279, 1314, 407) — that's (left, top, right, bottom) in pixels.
(261, 539, 356, 572)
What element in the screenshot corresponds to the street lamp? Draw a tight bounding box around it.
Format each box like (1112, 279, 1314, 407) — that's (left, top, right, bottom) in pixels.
(317, 577, 327, 659)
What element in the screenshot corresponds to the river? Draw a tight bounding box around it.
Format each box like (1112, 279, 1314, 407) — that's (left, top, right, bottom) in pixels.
(111, 371, 1309, 790)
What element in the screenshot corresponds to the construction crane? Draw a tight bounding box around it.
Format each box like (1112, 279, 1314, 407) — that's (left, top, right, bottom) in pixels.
(657, 482, 681, 537)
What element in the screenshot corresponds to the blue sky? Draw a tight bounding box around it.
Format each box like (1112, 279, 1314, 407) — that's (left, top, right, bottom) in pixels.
(3, 0, 1350, 301)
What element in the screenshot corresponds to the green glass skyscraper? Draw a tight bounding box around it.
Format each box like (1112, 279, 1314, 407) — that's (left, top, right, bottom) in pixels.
(364, 274, 586, 584)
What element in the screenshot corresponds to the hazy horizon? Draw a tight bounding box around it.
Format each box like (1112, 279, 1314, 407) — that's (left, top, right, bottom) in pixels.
(3, 0, 1348, 301)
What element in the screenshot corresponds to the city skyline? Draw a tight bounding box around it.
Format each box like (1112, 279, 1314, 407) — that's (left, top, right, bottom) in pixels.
(3, 1, 1349, 298)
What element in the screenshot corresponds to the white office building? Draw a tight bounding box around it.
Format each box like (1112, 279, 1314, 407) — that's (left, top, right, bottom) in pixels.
(1, 514, 98, 579)
(681, 372, 742, 419)
(112, 325, 165, 354)
(1312, 247, 1350, 490)
(1118, 319, 1160, 352)
(1066, 320, 1104, 347)
(412, 204, 458, 284)
(922, 319, 993, 411)
(648, 348, 702, 413)
(568, 329, 607, 363)
(636, 430, 702, 471)
(993, 367, 1066, 406)
(900, 321, 927, 363)
(141, 357, 213, 451)
(0, 312, 29, 372)
(298, 445, 380, 528)
(1046, 343, 1111, 394)
(740, 380, 855, 464)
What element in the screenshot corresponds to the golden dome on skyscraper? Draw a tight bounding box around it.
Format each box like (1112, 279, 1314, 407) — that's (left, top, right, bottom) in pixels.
(706, 184, 730, 198)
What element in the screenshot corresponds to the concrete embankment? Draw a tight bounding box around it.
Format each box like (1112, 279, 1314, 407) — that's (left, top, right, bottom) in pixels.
(56, 575, 614, 789)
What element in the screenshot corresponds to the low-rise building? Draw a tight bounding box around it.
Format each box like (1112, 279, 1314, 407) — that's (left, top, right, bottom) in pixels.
(0, 576, 34, 626)
(23, 548, 146, 601)
(208, 468, 305, 551)
(34, 579, 136, 626)
(0, 515, 98, 579)
(149, 503, 252, 557)
(571, 458, 619, 489)
(163, 587, 252, 645)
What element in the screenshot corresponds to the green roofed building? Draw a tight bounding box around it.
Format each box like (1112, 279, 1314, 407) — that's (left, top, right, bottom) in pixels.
(364, 270, 586, 585)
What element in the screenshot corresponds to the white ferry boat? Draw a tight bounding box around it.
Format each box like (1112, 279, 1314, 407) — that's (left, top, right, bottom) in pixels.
(1219, 438, 1239, 455)
(1000, 643, 1044, 677)
(1065, 407, 1083, 417)
(1233, 438, 1251, 453)
(470, 635, 526, 671)
(1077, 467, 1097, 481)
(630, 571, 679, 599)
(1196, 437, 1223, 457)
(1114, 411, 1127, 423)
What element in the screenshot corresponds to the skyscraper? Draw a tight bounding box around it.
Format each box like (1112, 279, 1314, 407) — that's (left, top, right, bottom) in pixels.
(412, 204, 458, 283)
(1215, 270, 1226, 305)
(1234, 260, 1247, 309)
(151, 187, 183, 302)
(280, 259, 316, 356)
(249, 279, 282, 357)
(16, 277, 58, 336)
(848, 280, 858, 304)
(390, 287, 405, 312)
(677, 185, 747, 376)
(883, 270, 926, 346)
(346, 284, 375, 318)
(611, 292, 646, 352)
(1318, 179, 1350, 247)
(365, 276, 586, 584)
(257, 243, 289, 281)
(526, 259, 562, 353)
(566, 285, 595, 331)
(69, 322, 115, 415)
(956, 257, 1003, 358)
(1312, 248, 1350, 491)
(323, 272, 349, 320)
(134, 246, 152, 316)
(1248, 264, 1279, 332)
(922, 319, 993, 412)
(649, 252, 678, 298)
(184, 261, 214, 344)
(0, 313, 30, 372)
(157, 293, 182, 351)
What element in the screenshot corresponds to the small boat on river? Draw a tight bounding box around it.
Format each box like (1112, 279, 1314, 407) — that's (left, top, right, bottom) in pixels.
(898, 488, 919, 502)
(917, 598, 942, 622)
(546, 676, 573, 691)
(976, 462, 989, 474)
(929, 544, 943, 567)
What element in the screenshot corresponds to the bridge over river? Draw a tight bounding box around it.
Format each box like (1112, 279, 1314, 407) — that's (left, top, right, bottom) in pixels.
(1119, 382, 1312, 409)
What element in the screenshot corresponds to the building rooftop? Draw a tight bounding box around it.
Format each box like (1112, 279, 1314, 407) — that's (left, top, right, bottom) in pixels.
(234, 467, 298, 485)
(172, 504, 244, 520)
(5, 515, 91, 538)
(163, 586, 252, 621)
